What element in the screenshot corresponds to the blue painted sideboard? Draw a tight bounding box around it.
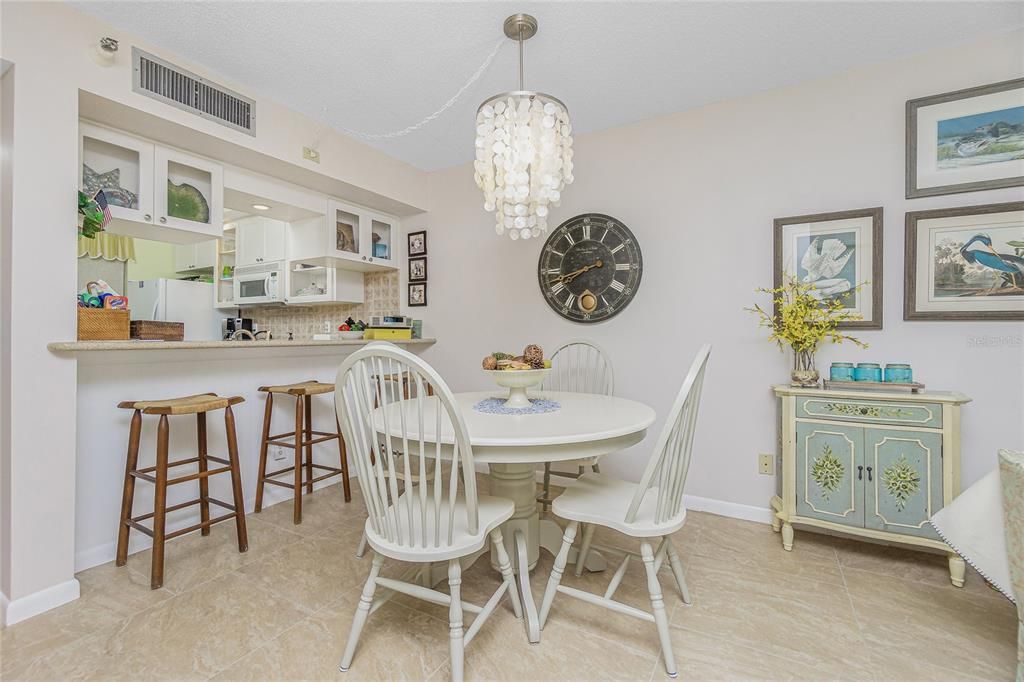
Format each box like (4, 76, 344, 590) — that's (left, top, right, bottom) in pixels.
(772, 385, 972, 586)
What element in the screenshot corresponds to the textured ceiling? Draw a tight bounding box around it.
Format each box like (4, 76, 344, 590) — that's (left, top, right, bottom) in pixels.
(72, 1, 1023, 171)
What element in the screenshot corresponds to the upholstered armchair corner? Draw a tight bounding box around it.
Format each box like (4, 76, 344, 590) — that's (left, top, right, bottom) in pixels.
(999, 449, 1024, 682)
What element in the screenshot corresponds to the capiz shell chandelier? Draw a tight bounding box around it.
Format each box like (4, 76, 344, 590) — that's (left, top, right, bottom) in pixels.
(475, 14, 574, 241)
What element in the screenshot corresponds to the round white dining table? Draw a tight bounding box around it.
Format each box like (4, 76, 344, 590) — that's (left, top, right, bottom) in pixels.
(375, 389, 656, 642)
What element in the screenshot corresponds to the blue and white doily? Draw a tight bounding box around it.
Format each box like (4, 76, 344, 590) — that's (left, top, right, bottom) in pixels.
(473, 397, 561, 415)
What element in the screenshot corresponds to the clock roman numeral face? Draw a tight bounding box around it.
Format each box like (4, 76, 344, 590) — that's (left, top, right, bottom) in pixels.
(537, 214, 643, 323)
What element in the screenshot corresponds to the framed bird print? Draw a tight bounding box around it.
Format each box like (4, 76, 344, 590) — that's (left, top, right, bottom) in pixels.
(906, 78, 1024, 199)
(774, 207, 883, 329)
(904, 201, 1024, 321)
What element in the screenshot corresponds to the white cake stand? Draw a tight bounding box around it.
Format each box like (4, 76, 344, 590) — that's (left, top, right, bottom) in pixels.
(483, 368, 550, 408)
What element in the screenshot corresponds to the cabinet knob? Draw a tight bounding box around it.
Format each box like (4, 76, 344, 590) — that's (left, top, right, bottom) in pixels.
(362, 256, 367, 261)
(857, 465, 863, 480)
(144, 214, 152, 221)
(866, 466, 873, 482)
(159, 216, 167, 224)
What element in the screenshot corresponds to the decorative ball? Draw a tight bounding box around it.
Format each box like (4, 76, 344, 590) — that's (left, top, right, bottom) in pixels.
(482, 355, 497, 370)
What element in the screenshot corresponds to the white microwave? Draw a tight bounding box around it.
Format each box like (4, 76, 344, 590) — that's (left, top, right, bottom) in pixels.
(233, 262, 285, 305)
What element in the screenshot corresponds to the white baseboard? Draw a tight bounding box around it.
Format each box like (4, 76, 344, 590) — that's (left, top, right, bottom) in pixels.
(681, 493, 773, 524)
(1, 578, 81, 626)
(522, 466, 773, 525)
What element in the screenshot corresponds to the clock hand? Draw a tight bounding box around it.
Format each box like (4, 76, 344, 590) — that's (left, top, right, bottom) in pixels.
(549, 266, 587, 284)
(560, 260, 605, 284)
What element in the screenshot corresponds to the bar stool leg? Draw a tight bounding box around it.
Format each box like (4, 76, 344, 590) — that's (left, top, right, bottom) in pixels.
(151, 415, 170, 589)
(224, 405, 248, 552)
(304, 394, 314, 495)
(116, 409, 143, 567)
(197, 412, 211, 536)
(254, 393, 273, 513)
(336, 417, 352, 503)
(293, 395, 304, 524)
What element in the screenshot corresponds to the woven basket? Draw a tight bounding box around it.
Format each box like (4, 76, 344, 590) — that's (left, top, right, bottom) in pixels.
(78, 308, 130, 341)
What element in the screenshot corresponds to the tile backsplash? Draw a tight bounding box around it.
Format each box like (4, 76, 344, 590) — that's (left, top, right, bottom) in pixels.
(249, 271, 400, 339)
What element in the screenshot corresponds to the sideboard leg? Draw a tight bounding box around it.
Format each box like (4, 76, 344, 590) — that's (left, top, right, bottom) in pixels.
(948, 555, 965, 588)
(781, 523, 794, 551)
(769, 495, 783, 532)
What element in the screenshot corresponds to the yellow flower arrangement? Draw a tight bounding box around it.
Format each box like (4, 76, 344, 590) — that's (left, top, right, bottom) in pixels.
(747, 275, 867, 374)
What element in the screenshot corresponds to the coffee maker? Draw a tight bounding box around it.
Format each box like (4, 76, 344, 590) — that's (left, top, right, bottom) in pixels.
(222, 316, 254, 340)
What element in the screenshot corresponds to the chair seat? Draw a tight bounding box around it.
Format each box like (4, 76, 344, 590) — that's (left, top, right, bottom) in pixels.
(364, 491, 514, 562)
(552, 473, 686, 537)
(118, 393, 243, 415)
(258, 380, 334, 396)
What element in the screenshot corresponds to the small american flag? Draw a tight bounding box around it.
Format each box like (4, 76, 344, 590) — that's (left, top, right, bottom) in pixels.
(93, 190, 112, 228)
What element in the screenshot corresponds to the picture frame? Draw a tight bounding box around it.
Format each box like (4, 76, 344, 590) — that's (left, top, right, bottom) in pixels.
(407, 230, 427, 257)
(904, 201, 1024, 321)
(408, 282, 427, 307)
(906, 78, 1024, 199)
(408, 256, 427, 282)
(774, 207, 883, 329)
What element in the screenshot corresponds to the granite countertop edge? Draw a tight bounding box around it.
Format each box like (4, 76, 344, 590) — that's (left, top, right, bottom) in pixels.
(48, 338, 437, 352)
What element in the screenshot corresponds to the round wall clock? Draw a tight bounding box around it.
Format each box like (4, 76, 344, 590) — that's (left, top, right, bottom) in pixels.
(537, 213, 643, 322)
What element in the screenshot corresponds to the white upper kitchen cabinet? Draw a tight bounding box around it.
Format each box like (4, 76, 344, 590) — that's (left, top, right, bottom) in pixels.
(288, 201, 398, 272)
(80, 122, 154, 226)
(154, 147, 224, 240)
(174, 240, 218, 273)
(79, 122, 224, 244)
(236, 216, 287, 266)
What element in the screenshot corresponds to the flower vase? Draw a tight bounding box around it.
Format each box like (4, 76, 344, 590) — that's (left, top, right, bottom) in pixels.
(790, 349, 819, 387)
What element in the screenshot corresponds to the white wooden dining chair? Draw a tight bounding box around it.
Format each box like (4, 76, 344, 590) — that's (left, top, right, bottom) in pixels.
(335, 345, 521, 682)
(538, 344, 711, 678)
(538, 340, 615, 515)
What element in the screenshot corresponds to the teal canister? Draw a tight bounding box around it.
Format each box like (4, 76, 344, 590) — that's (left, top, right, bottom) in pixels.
(854, 362, 882, 382)
(830, 362, 855, 381)
(884, 363, 913, 383)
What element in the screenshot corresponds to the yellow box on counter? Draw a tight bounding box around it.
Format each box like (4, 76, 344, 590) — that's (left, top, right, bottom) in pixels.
(364, 327, 412, 340)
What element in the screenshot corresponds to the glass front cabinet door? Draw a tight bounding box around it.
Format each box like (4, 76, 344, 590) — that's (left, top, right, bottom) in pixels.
(80, 122, 154, 225)
(154, 146, 224, 239)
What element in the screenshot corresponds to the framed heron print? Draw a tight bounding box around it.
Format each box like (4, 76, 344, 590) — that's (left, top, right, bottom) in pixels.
(904, 201, 1024, 321)
(906, 78, 1024, 198)
(774, 207, 883, 329)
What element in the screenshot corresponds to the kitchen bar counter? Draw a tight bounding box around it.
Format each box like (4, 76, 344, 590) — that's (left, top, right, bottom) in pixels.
(67, 334, 437, 573)
(48, 338, 435, 352)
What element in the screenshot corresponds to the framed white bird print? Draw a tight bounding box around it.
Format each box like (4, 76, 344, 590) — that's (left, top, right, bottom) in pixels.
(774, 207, 883, 329)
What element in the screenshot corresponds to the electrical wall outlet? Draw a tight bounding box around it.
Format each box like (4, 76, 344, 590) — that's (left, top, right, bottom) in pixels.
(303, 146, 320, 163)
(272, 447, 287, 462)
(758, 453, 774, 475)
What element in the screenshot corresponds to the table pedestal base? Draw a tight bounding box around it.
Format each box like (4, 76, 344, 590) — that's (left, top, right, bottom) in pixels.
(420, 462, 608, 644)
(487, 462, 606, 642)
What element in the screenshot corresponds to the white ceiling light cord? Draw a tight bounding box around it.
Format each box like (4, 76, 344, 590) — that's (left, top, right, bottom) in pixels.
(330, 38, 506, 141)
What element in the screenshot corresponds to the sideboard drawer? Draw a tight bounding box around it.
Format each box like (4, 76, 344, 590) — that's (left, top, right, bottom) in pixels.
(797, 397, 942, 429)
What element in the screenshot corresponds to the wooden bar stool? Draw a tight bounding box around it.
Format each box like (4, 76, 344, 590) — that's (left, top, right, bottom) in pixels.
(115, 393, 248, 590)
(254, 380, 351, 524)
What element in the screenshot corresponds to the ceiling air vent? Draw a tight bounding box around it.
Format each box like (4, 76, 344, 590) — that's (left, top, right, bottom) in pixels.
(132, 48, 254, 135)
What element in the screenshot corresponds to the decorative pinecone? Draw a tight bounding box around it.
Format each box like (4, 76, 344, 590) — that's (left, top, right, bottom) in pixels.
(482, 355, 497, 370)
(523, 344, 544, 369)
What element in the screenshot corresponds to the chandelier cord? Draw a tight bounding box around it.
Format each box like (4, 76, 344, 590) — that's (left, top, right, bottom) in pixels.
(330, 38, 507, 141)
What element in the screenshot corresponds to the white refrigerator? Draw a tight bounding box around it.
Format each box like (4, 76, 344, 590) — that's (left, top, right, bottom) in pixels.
(126, 279, 223, 341)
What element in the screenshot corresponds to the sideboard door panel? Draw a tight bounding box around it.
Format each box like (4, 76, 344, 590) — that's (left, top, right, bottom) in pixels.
(864, 429, 943, 540)
(796, 422, 864, 527)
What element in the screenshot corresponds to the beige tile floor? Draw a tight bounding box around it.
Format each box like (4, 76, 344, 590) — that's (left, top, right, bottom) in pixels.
(1, 479, 1017, 681)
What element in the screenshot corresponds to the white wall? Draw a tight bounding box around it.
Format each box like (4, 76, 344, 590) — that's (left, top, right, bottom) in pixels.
(419, 31, 1024, 512)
